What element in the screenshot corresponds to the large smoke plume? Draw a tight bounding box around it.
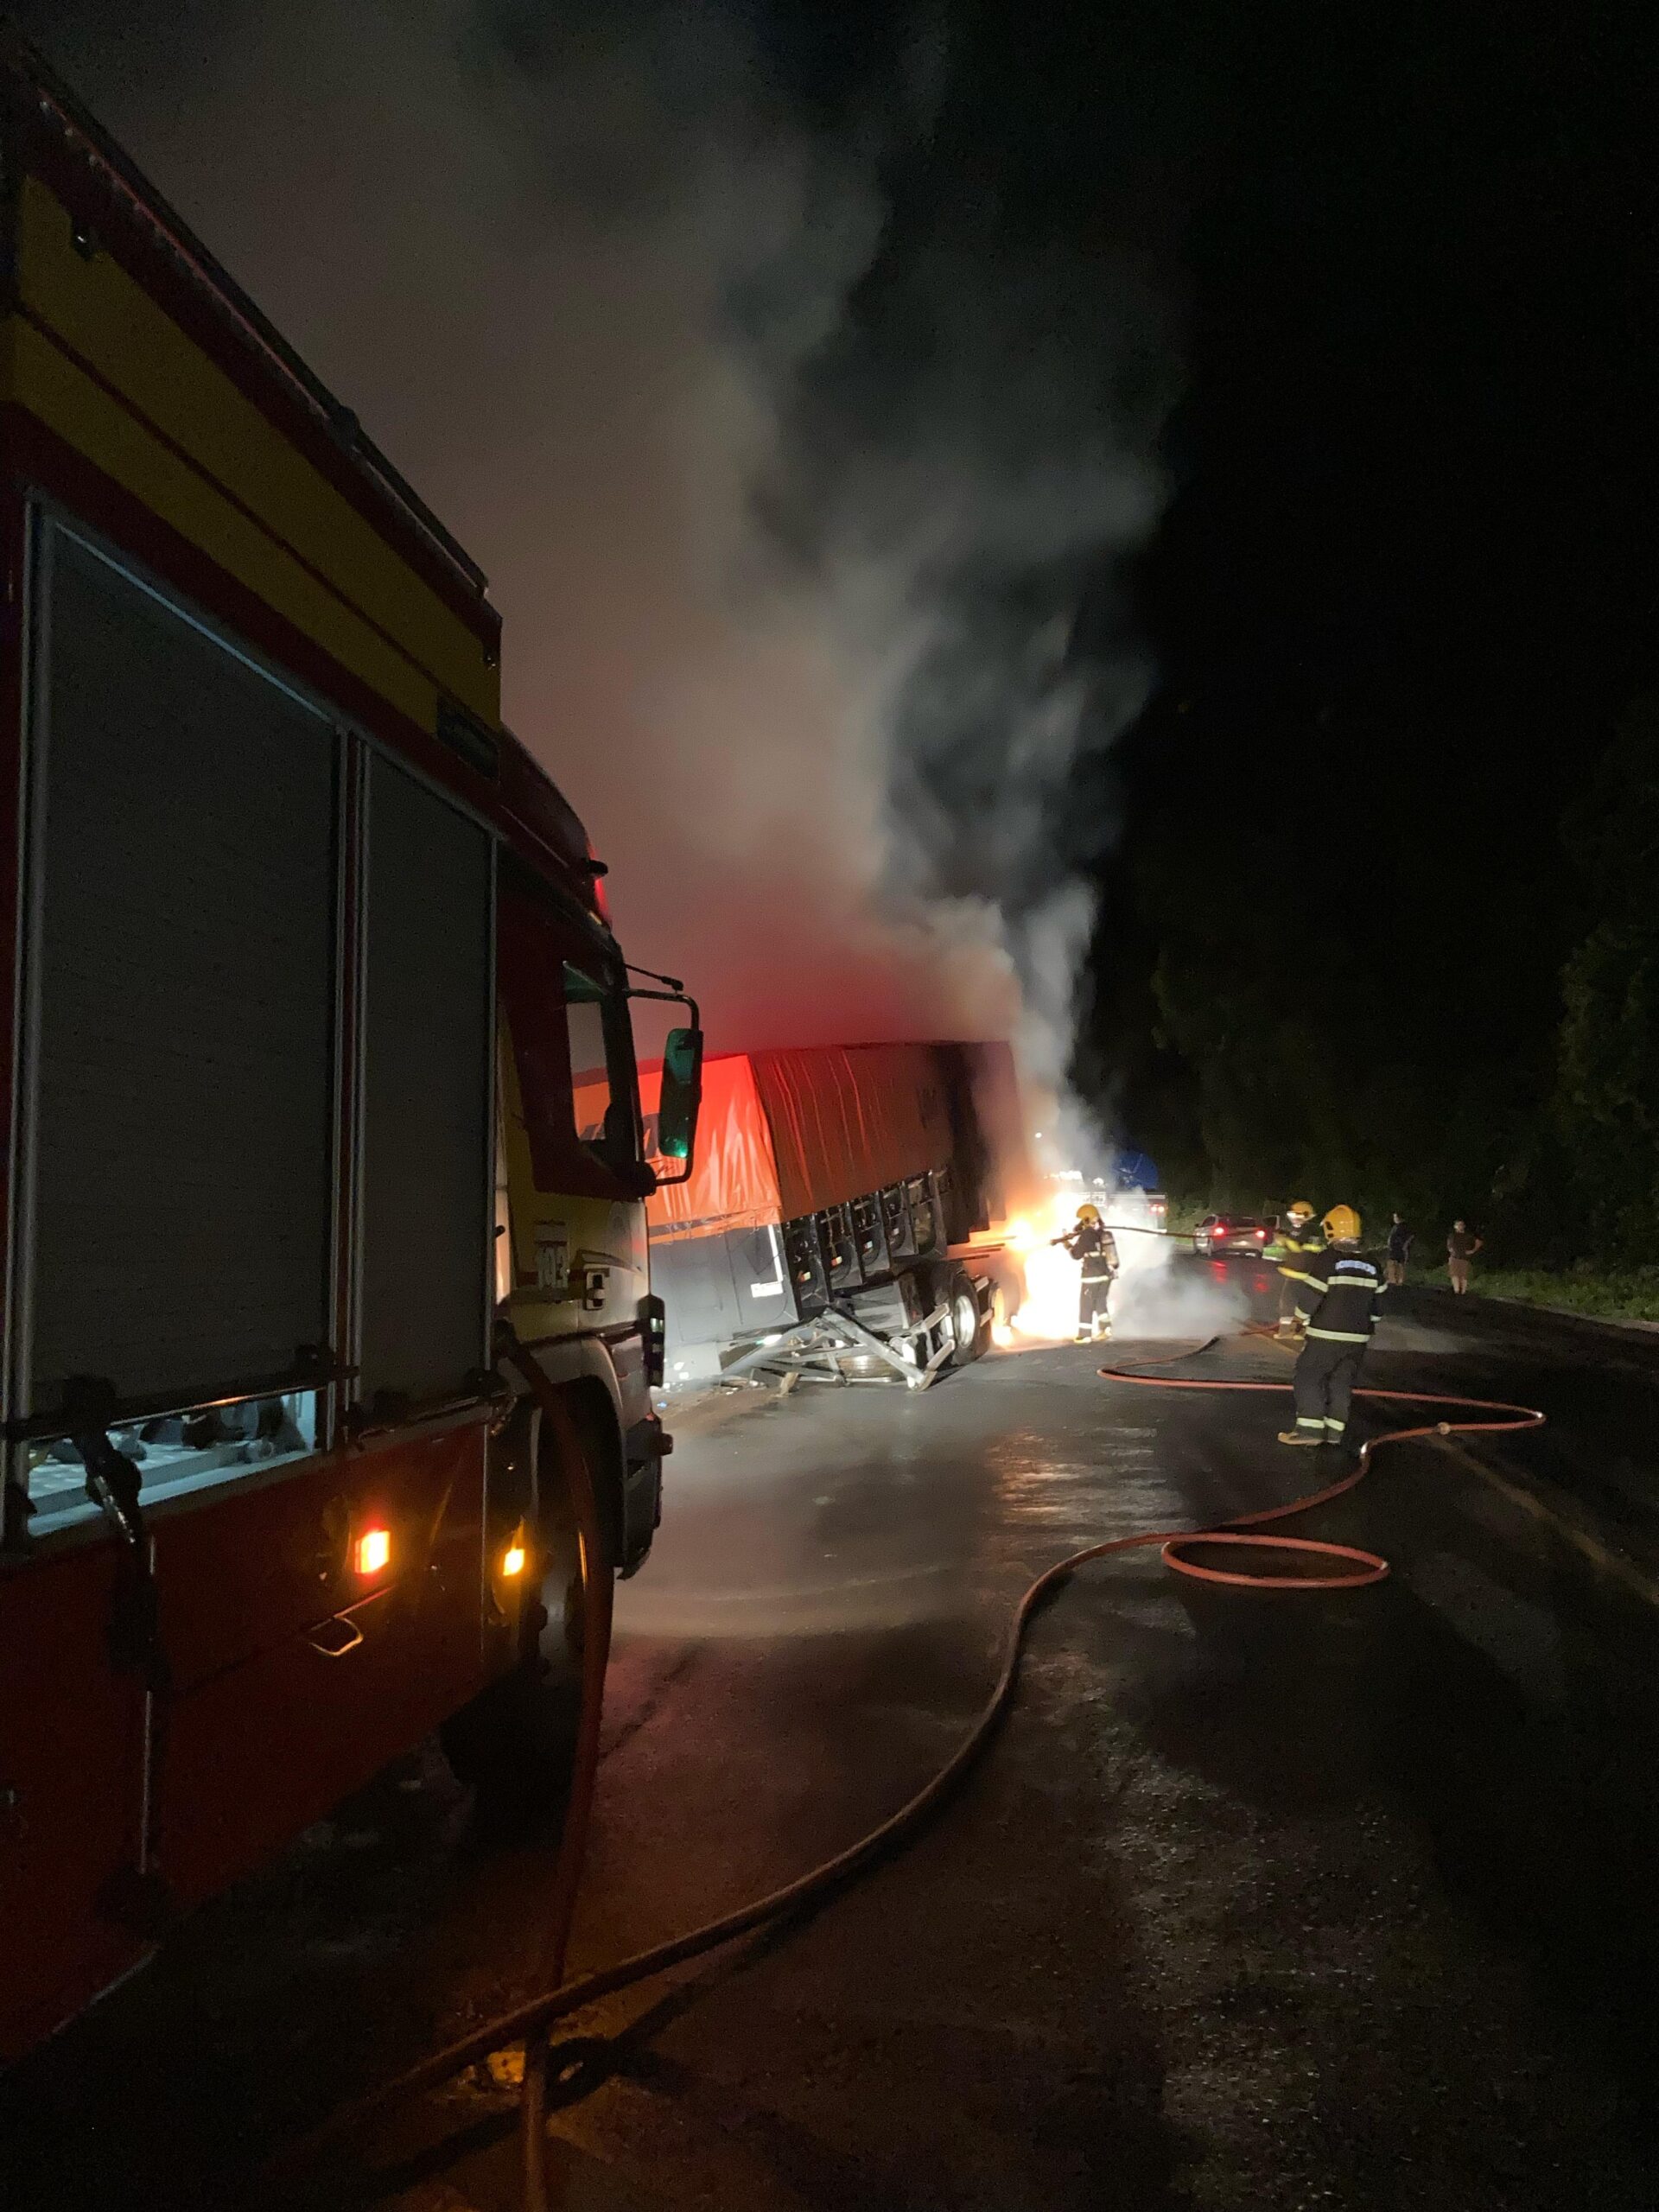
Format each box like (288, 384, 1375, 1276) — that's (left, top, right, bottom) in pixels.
(26, 0, 1173, 1154)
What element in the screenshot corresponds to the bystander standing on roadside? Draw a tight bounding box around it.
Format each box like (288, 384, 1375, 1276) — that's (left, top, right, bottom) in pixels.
(1446, 1219, 1483, 1294)
(1386, 1212, 1412, 1287)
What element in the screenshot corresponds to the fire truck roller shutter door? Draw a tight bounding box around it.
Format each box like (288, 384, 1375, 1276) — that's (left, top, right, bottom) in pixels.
(21, 520, 338, 1418)
(359, 757, 493, 1408)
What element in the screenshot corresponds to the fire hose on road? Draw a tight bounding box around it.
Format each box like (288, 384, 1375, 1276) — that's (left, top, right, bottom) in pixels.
(280, 1339, 1545, 2209)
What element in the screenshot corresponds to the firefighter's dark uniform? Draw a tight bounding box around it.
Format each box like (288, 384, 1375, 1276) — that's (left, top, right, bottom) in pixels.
(1269, 1214, 1323, 1328)
(1064, 1223, 1119, 1338)
(1288, 1246, 1385, 1441)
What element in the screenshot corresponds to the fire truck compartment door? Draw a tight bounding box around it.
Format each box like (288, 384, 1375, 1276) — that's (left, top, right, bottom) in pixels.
(2, 519, 340, 2055)
(359, 756, 493, 1407)
(18, 520, 338, 1417)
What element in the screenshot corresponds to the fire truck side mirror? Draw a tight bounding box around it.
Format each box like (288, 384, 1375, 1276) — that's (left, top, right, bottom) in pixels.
(654, 1025, 703, 1185)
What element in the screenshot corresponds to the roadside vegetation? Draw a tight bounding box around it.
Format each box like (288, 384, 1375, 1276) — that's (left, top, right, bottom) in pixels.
(1089, 693, 1659, 1294)
(1408, 1265, 1659, 1325)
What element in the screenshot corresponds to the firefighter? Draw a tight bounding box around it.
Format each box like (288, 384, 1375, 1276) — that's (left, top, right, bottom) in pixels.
(1267, 1199, 1322, 1339)
(1060, 1204, 1119, 1341)
(1278, 1205, 1385, 1447)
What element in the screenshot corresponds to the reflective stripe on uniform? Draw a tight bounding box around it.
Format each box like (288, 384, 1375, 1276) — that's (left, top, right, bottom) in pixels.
(1296, 1417, 1325, 1432)
(1305, 1325, 1370, 1344)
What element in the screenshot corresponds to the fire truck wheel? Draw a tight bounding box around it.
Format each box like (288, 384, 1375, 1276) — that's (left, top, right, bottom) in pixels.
(440, 1547, 585, 1833)
(947, 1267, 988, 1366)
(439, 1416, 597, 1833)
(444, 1539, 588, 1831)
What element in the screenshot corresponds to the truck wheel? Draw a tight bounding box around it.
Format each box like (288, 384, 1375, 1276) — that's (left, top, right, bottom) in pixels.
(947, 1267, 987, 1367)
(440, 1401, 610, 1833)
(440, 1544, 585, 1834)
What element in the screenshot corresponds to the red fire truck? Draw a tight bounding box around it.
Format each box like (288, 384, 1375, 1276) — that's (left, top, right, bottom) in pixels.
(0, 37, 700, 2057)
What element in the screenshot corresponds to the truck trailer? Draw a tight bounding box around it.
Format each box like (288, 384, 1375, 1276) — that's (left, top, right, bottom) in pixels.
(594, 1041, 1029, 1389)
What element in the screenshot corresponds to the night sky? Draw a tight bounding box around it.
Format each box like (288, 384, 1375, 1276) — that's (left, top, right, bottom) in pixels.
(18, 0, 1659, 1240)
(1084, 0, 1659, 1230)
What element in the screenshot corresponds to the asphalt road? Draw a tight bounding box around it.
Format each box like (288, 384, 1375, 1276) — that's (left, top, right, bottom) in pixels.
(9, 1260, 1659, 2211)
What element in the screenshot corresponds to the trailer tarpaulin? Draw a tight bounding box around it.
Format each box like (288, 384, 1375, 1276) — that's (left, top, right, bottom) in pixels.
(750, 1045, 950, 1222)
(952, 1040, 1030, 1219)
(625, 1043, 963, 1243)
(607, 1052, 782, 1241)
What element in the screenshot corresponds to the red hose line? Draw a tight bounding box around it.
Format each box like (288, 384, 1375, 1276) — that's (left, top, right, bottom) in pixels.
(276, 1344, 1544, 2196)
(1096, 1361, 1544, 1591)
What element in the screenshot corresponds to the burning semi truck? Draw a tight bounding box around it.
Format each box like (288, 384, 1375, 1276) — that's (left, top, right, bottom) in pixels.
(588, 1042, 1029, 1389)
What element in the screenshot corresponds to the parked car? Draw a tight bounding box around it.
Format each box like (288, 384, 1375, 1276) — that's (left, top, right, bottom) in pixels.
(1193, 1213, 1273, 1258)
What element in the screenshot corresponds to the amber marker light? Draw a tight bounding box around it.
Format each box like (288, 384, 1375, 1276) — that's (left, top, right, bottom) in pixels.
(353, 1525, 391, 1577)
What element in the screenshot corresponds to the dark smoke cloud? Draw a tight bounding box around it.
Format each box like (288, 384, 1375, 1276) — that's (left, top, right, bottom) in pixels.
(21, 0, 1176, 1129)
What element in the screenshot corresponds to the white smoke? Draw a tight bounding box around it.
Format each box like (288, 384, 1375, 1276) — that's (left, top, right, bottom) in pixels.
(22, 0, 1172, 1102)
(1104, 1192, 1248, 1340)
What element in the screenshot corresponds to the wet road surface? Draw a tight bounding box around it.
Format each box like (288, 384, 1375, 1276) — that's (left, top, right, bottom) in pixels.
(8, 1262, 1659, 2209)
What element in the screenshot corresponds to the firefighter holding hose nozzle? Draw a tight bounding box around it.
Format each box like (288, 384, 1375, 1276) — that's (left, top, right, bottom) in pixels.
(1059, 1203, 1119, 1343)
(1279, 1205, 1385, 1447)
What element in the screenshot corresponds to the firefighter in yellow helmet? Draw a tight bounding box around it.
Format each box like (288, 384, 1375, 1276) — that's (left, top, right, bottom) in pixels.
(1279, 1205, 1387, 1447)
(1059, 1202, 1119, 1342)
(1267, 1199, 1323, 1340)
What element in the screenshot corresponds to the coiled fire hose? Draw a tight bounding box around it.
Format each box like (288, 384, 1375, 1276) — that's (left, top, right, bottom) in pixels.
(279, 1338, 1544, 2208)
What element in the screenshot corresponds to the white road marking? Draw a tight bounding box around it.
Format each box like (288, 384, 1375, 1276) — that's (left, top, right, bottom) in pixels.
(1405, 1550, 1567, 1707)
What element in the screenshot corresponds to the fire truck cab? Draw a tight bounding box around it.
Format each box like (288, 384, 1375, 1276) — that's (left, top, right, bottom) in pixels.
(0, 37, 699, 2058)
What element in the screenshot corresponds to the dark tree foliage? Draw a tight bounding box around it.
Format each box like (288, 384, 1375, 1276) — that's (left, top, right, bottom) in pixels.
(1077, 0, 1659, 1256)
(1554, 696, 1659, 1260)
